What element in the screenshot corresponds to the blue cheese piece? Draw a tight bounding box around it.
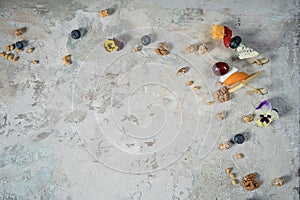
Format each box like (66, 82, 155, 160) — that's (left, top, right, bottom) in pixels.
(235, 44, 259, 59)
(219, 67, 238, 83)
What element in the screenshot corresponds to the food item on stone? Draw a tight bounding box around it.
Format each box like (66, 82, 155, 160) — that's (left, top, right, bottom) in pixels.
(185, 44, 198, 53)
(16, 48, 24, 53)
(214, 86, 230, 103)
(71, 29, 81, 39)
(242, 173, 260, 191)
(15, 27, 26, 36)
(207, 101, 214, 106)
(198, 43, 208, 55)
(212, 25, 225, 40)
(226, 168, 231, 174)
(177, 67, 188, 75)
(234, 133, 245, 144)
(237, 153, 244, 159)
(7, 53, 14, 60)
(156, 42, 169, 56)
(223, 26, 232, 48)
(186, 81, 193, 86)
(216, 81, 223, 86)
(212, 62, 230, 76)
(6, 44, 15, 52)
(219, 141, 232, 151)
(27, 47, 35, 53)
(230, 36, 242, 49)
(193, 86, 200, 91)
(231, 180, 238, 185)
(15, 41, 24, 49)
(141, 35, 151, 46)
(243, 115, 254, 123)
(32, 60, 39, 64)
(62, 54, 72, 65)
(273, 177, 284, 186)
(13, 56, 19, 62)
(0, 52, 5, 57)
(235, 44, 259, 59)
(229, 173, 236, 179)
(99, 9, 109, 17)
(217, 112, 224, 121)
(224, 72, 249, 86)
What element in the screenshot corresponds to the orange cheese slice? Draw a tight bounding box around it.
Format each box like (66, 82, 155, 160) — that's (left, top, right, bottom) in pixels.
(212, 25, 225, 40)
(224, 72, 249, 86)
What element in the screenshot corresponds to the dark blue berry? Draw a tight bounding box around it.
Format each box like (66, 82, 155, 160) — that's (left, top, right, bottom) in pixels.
(15, 41, 23, 49)
(71, 30, 81, 39)
(141, 35, 151, 46)
(229, 36, 242, 49)
(234, 133, 245, 144)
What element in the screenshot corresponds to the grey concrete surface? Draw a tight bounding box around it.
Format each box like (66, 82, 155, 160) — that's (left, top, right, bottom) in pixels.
(0, 0, 299, 199)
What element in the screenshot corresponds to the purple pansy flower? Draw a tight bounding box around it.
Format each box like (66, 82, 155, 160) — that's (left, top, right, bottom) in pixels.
(254, 100, 279, 127)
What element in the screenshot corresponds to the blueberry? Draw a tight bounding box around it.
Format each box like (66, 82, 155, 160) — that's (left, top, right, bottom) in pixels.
(141, 35, 151, 46)
(15, 41, 23, 49)
(234, 133, 245, 144)
(71, 29, 81, 39)
(229, 36, 242, 49)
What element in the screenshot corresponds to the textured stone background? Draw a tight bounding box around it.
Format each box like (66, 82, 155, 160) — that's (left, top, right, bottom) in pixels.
(0, 0, 299, 199)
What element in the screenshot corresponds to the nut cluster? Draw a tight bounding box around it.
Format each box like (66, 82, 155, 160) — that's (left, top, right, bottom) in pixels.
(242, 173, 260, 191)
(214, 86, 230, 102)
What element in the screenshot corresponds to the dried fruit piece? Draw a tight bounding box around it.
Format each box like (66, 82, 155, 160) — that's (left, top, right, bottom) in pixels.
(186, 81, 193, 86)
(15, 27, 26, 36)
(32, 60, 39, 64)
(242, 173, 260, 191)
(185, 44, 198, 53)
(155, 42, 169, 56)
(217, 112, 224, 121)
(226, 168, 231, 174)
(224, 72, 249, 86)
(243, 115, 254, 123)
(27, 47, 35, 53)
(273, 177, 284, 186)
(62, 55, 72, 65)
(199, 43, 208, 55)
(237, 153, 244, 159)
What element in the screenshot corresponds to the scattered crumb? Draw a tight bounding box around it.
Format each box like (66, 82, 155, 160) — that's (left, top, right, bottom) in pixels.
(217, 112, 224, 120)
(32, 60, 39, 64)
(237, 153, 244, 159)
(207, 101, 214, 106)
